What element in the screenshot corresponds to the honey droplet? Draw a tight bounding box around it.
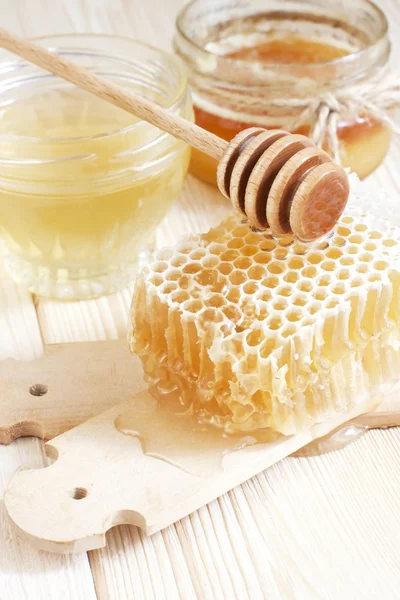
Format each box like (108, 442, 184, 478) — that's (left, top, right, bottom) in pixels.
(292, 424, 367, 457)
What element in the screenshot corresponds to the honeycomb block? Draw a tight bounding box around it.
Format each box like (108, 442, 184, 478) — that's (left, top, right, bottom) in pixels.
(130, 183, 400, 435)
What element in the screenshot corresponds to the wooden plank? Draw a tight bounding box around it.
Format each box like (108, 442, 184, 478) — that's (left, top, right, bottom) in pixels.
(0, 264, 97, 600)
(0, 439, 97, 600)
(33, 0, 400, 598)
(2, 1, 400, 599)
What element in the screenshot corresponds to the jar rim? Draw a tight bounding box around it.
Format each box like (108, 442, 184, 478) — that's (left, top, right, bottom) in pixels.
(175, 0, 388, 69)
(0, 33, 188, 144)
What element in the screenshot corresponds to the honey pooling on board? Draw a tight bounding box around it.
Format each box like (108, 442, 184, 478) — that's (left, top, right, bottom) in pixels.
(130, 192, 400, 436)
(191, 35, 391, 184)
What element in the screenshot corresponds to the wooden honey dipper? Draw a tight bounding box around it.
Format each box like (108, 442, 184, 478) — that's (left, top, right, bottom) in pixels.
(0, 28, 349, 242)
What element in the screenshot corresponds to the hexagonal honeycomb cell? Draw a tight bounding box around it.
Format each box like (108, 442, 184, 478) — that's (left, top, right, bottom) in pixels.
(130, 183, 400, 435)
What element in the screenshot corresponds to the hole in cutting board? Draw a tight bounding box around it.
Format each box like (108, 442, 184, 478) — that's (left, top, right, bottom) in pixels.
(29, 383, 48, 397)
(72, 487, 88, 500)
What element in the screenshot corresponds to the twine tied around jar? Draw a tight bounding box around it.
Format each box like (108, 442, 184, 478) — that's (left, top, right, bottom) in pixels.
(268, 67, 400, 165)
(193, 66, 400, 166)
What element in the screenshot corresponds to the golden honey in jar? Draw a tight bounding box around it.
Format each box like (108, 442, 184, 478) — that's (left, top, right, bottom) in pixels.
(0, 36, 192, 299)
(174, 0, 391, 185)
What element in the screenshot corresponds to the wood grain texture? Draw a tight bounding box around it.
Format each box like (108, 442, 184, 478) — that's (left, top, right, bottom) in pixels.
(0, 340, 147, 444)
(1, 0, 400, 599)
(267, 146, 331, 235)
(0, 263, 96, 600)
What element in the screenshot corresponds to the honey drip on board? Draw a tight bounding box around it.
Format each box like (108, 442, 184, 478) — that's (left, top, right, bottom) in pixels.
(115, 389, 370, 476)
(115, 389, 280, 477)
(293, 424, 367, 457)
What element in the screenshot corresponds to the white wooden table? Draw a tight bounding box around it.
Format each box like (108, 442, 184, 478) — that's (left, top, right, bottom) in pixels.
(2, 1, 400, 598)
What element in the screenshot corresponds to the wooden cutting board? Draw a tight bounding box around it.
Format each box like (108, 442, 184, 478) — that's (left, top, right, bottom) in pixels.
(0, 339, 146, 444)
(3, 360, 400, 553)
(3, 339, 400, 554)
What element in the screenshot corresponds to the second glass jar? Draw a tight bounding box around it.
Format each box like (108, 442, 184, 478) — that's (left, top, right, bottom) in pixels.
(174, 0, 391, 185)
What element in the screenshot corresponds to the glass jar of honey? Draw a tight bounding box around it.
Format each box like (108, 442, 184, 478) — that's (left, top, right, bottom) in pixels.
(0, 35, 192, 299)
(174, 0, 391, 185)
